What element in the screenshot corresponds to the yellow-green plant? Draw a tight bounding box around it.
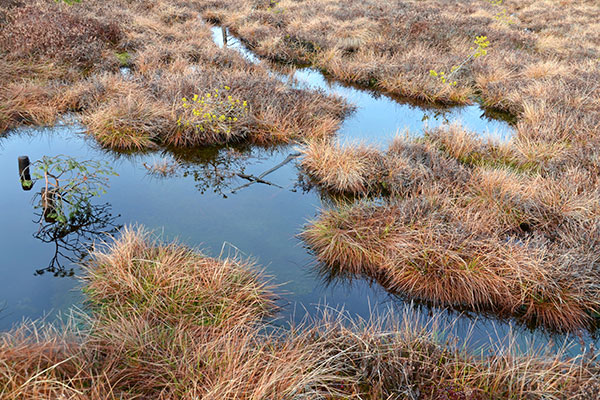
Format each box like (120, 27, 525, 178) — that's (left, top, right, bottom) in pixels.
(488, 0, 515, 24)
(177, 86, 248, 138)
(429, 36, 490, 86)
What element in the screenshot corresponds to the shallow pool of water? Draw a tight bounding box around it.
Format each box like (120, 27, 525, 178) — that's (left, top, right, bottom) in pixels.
(0, 25, 594, 357)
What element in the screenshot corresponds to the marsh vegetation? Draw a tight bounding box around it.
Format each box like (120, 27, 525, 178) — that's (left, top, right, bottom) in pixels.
(1, 0, 600, 398)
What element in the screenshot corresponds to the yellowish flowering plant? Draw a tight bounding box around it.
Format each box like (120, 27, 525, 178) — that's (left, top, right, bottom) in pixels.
(487, 0, 516, 24)
(177, 86, 248, 143)
(429, 36, 490, 86)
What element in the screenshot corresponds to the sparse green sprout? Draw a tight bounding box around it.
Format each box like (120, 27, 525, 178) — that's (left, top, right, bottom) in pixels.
(115, 51, 131, 66)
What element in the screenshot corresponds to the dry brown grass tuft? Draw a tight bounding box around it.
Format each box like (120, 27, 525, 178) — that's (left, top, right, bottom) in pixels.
(300, 139, 382, 194)
(2, 307, 599, 399)
(424, 123, 527, 171)
(58, 73, 143, 113)
(300, 117, 600, 332)
(83, 226, 275, 326)
(0, 0, 349, 148)
(206, 0, 600, 173)
(83, 94, 172, 150)
(300, 134, 468, 196)
(0, 0, 120, 67)
(0, 80, 60, 132)
(303, 196, 600, 332)
(1, 228, 599, 399)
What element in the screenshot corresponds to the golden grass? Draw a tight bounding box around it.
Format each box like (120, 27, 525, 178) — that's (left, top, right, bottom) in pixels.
(1, 229, 599, 399)
(300, 139, 382, 194)
(300, 133, 469, 196)
(0, 80, 60, 132)
(303, 196, 599, 332)
(300, 125, 600, 332)
(204, 0, 600, 172)
(82, 226, 275, 326)
(83, 94, 172, 150)
(0, 0, 349, 149)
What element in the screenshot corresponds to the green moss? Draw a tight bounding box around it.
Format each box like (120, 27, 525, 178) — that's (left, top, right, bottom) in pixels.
(116, 51, 131, 66)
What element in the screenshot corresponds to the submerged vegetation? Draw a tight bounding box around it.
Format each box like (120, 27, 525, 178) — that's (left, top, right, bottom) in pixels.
(2, 227, 600, 399)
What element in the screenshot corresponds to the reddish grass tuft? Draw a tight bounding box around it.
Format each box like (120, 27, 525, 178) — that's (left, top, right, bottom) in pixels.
(0, 0, 120, 67)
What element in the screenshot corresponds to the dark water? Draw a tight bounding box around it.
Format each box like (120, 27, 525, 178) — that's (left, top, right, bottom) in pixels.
(0, 24, 593, 357)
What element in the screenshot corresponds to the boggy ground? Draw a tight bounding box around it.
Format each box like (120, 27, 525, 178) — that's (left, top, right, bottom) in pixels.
(203, 0, 600, 172)
(0, 0, 349, 149)
(194, 0, 600, 332)
(1, 227, 599, 399)
(301, 127, 600, 332)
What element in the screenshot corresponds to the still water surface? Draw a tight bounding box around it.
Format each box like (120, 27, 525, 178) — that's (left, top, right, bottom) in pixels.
(0, 25, 593, 355)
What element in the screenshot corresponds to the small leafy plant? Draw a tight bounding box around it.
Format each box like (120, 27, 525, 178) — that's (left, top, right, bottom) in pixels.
(115, 51, 131, 66)
(430, 36, 490, 86)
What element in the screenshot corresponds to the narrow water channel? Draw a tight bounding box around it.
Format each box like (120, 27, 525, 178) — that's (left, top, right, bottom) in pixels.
(0, 22, 593, 357)
(211, 26, 514, 146)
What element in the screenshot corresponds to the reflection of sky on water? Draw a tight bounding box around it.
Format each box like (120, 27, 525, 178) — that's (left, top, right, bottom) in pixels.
(211, 26, 514, 147)
(0, 25, 593, 361)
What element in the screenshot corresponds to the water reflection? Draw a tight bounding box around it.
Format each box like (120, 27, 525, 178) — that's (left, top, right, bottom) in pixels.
(0, 23, 590, 356)
(173, 146, 252, 197)
(23, 154, 122, 277)
(32, 202, 121, 277)
(166, 145, 303, 197)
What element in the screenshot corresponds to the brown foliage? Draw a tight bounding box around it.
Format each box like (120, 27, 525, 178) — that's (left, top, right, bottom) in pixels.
(0, 1, 120, 67)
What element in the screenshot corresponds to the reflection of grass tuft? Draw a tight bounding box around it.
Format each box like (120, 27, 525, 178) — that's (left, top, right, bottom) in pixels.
(2, 228, 600, 399)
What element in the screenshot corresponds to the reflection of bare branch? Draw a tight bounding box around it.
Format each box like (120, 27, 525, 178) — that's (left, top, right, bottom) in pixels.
(176, 147, 252, 197)
(33, 203, 121, 277)
(166, 145, 302, 196)
(231, 152, 301, 193)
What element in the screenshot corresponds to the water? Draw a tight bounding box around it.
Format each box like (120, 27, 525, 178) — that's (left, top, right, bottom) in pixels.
(0, 125, 393, 331)
(0, 24, 593, 356)
(211, 26, 513, 145)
